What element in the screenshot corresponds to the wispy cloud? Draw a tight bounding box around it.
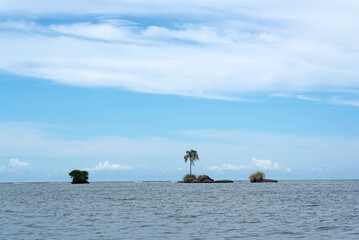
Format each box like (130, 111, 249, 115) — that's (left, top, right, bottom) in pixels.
(49, 22, 137, 43)
(330, 97, 359, 107)
(296, 95, 321, 102)
(0, 1, 358, 100)
(87, 161, 132, 171)
(9, 158, 30, 168)
(271, 93, 359, 107)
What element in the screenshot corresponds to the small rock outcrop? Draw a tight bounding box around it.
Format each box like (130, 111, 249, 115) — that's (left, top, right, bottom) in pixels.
(250, 178, 278, 183)
(197, 175, 214, 183)
(213, 180, 234, 183)
(71, 182, 89, 184)
(260, 179, 278, 182)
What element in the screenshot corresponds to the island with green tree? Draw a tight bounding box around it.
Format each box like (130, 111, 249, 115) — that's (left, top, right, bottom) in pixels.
(69, 170, 89, 184)
(179, 149, 233, 183)
(249, 171, 277, 183)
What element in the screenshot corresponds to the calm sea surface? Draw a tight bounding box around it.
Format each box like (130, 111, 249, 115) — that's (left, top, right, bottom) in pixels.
(0, 180, 358, 239)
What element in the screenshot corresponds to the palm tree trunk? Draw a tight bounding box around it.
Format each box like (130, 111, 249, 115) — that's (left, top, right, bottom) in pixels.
(190, 164, 192, 175)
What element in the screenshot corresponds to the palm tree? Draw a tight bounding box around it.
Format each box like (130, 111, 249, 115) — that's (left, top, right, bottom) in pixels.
(184, 149, 199, 175)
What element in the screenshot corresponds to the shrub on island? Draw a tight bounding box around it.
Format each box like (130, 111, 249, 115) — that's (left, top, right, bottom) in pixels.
(69, 170, 89, 184)
(249, 171, 265, 182)
(249, 171, 277, 183)
(183, 174, 197, 182)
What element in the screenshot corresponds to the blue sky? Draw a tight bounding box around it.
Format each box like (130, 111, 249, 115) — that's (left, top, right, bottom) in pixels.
(0, 0, 359, 182)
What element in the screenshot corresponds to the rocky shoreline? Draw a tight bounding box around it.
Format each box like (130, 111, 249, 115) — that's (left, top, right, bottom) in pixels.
(250, 179, 278, 183)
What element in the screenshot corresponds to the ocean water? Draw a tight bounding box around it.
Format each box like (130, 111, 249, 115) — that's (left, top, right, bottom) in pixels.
(0, 180, 358, 239)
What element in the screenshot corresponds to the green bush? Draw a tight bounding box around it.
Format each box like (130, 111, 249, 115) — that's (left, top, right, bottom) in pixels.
(183, 174, 196, 181)
(249, 171, 265, 182)
(69, 170, 89, 184)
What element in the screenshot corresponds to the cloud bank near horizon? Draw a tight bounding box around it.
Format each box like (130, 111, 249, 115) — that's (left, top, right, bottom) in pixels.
(0, 123, 358, 176)
(0, 1, 359, 102)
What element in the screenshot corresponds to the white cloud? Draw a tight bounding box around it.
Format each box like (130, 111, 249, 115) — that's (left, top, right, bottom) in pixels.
(208, 158, 290, 172)
(88, 161, 132, 171)
(252, 157, 281, 170)
(9, 158, 29, 168)
(0, 1, 358, 101)
(207, 164, 249, 171)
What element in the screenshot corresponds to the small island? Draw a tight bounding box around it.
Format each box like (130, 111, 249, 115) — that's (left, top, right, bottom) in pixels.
(180, 149, 233, 183)
(178, 174, 233, 183)
(249, 171, 277, 183)
(69, 170, 89, 184)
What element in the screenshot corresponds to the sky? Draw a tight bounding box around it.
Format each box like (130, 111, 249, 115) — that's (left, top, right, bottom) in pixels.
(0, 0, 359, 182)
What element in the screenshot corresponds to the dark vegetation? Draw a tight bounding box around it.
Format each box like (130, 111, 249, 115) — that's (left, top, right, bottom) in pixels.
(249, 171, 265, 182)
(183, 174, 197, 182)
(249, 171, 277, 183)
(69, 170, 89, 184)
